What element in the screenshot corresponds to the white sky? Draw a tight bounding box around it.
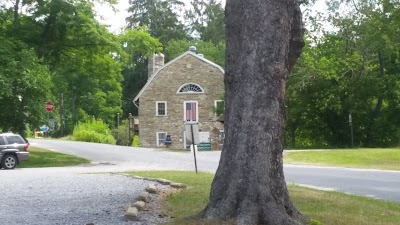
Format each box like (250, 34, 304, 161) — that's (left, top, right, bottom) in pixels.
(95, 0, 328, 34)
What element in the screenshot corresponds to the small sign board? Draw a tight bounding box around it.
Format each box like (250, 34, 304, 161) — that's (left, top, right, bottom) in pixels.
(45, 101, 54, 112)
(40, 125, 49, 132)
(185, 122, 200, 145)
(198, 142, 212, 150)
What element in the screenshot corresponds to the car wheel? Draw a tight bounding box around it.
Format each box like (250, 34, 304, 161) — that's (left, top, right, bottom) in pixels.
(1, 155, 17, 169)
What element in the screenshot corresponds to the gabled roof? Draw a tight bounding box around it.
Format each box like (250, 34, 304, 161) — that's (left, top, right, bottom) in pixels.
(133, 51, 225, 102)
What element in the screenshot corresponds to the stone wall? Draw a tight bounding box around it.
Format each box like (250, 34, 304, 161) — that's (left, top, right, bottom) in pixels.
(138, 53, 224, 149)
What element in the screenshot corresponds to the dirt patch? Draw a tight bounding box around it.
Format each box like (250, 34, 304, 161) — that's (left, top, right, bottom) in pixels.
(138, 185, 178, 224)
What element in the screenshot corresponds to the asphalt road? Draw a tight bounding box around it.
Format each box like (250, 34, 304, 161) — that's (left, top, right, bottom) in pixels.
(30, 139, 400, 203)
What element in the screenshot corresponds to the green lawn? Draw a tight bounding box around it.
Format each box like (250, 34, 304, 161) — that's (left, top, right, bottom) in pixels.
(126, 171, 400, 225)
(284, 148, 400, 170)
(19, 146, 90, 168)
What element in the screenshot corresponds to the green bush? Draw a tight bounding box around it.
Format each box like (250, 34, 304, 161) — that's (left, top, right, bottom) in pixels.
(72, 117, 116, 144)
(133, 135, 140, 147)
(26, 124, 34, 138)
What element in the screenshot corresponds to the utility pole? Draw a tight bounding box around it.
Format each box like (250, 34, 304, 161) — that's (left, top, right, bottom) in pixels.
(349, 113, 354, 148)
(72, 86, 76, 126)
(128, 113, 132, 146)
(59, 94, 64, 137)
(117, 113, 120, 144)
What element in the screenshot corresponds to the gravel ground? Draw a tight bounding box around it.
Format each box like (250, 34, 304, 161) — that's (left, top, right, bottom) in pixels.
(0, 168, 170, 225)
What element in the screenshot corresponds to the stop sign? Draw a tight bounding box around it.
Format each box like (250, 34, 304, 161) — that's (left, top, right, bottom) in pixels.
(45, 101, 54, 112)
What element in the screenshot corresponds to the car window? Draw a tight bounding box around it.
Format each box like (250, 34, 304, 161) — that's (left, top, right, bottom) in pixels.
(5, 136, 25, 144)
(0, 137, 5, 145)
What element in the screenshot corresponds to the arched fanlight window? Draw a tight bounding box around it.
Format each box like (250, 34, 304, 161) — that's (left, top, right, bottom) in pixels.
(177, 83, 204, 93)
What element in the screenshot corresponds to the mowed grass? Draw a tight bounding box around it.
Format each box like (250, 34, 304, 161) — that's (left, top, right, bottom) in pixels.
(284, 148, 400, 170)
(19, 146, 90, 168)
(126, 171, 400, 225)
(291, 185, 400, 225)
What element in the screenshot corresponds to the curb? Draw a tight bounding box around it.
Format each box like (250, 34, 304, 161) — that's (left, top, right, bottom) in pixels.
(124, 177, 187, 221)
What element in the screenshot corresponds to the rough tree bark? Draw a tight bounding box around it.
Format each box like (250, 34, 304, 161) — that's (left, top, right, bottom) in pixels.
(200, 0, 306, 224)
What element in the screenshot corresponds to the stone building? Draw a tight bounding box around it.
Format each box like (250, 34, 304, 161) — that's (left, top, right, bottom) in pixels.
(133, 47, 224, 150)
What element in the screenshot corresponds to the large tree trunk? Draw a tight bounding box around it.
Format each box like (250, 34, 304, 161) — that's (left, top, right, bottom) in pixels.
(200, 0, 306, 224)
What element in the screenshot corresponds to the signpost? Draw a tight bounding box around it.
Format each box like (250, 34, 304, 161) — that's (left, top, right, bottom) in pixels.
(349, 113, 354, 148)
(185, 122, 200, 173)
(44, 101, 54, 138)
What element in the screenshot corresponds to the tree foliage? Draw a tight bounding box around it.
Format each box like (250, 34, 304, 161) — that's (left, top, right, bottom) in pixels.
(165, 39, 225, 66)
(0, 35, 52, 135)
(0, 0, 158, 136)
(119, 27, 163, 118)
(126, 0, 188, 46)
(185, 0, 225, 44)
(285, 0, 400, 148)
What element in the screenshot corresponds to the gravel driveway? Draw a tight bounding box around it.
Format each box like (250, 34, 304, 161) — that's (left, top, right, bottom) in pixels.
(0, 167, 167, 225)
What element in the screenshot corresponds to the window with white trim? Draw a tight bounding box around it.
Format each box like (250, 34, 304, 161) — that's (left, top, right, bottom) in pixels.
(214, 100, 224, 115)
(183, 101, 198, 122)
(157, 132, 167, 146)
(156, 101, 167, 116)
(177, 83, 204, 93)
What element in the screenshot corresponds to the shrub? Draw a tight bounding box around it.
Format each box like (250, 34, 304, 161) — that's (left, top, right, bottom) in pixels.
(72, 117, 116, 144)
(26, 124, 34, 138)
(133, 135, 140, 147)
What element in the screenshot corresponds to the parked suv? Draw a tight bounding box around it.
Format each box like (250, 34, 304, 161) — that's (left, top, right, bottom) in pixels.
(0, 133, 29, 169)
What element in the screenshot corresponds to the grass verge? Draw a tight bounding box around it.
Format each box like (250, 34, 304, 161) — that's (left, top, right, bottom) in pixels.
(284, 148, 400, 170)
(126, 171, 400, 225)
(19, 146, 90, 168)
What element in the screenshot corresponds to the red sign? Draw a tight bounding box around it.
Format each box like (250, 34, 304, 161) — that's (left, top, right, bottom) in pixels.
(45, 101, 54, 112)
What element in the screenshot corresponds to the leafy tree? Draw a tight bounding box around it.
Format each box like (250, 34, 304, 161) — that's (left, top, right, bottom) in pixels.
(0, 36, 52, 135)
(1, 0, 126, 134)
(119, 28, 163, 117)
(200, 0, 307, 224)
(185, 0, 225, 44)
(322, 0, 400, 146)
(38, 1, 124, 131)
(283, 0, 400, 148)
(126, 0, 188, 46)
(286, 34, 365, 148)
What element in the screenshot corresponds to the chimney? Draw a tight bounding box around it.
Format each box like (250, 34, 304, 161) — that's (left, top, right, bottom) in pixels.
(189, 46, 196, 52)
(148, 53, 165, 79)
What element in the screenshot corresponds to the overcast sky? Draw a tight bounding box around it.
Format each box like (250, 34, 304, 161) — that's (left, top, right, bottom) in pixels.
(95, 0, 327, 34)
